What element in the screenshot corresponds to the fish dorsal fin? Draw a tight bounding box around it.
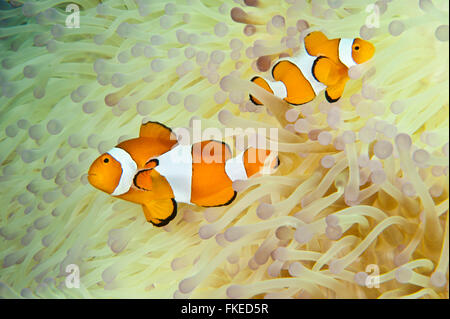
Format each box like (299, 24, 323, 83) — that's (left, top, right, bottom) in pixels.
(139, 121, 178, 145)
(304, 31, 330, 55)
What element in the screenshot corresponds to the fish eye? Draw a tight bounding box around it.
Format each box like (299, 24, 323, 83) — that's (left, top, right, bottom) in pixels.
(103, 158, 109, 163)
(355, 45, 360, 50)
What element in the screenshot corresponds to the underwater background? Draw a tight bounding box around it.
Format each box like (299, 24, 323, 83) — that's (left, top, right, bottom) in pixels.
(0, 0, 448, 299)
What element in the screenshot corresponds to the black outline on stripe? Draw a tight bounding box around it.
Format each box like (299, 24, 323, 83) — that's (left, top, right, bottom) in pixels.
(338, 38, 342, 61)
(249, 94, 262, 105)
(249, 76, 263, 105)
(270, 61, 279, 80)
(274, 156, 281, 169)
(311, 56, 324, 83)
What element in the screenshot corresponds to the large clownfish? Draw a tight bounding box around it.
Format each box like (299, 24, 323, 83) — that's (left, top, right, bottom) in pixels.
(249, 31, 375, 105)
(88, 121, 279, 226)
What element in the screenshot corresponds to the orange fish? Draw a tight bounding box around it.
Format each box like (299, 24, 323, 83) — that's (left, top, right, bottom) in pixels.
(88, 121, 279, 226)
(250, 31, 375, 105)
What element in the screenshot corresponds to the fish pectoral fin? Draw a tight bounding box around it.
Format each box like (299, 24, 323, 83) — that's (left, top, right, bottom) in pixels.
(142, 198, 177, 227)
(312, 57, 341, 86)
(133, 169, 153, 191)
(144, 158, 159, 170)
(139, 121, 178, 146)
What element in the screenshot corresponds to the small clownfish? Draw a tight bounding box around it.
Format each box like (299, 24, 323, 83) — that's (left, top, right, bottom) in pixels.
(88, 121, 279, 227)
(249, 31, 375, 105)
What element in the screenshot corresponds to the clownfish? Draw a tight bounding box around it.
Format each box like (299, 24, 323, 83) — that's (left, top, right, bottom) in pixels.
(249, 31, 375, 105)
(88, 121, 279, 226)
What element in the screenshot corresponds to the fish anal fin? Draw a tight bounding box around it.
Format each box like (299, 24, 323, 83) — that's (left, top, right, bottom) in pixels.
(142, 198, 177, 227)
(142, 205, 162, 225)
(140, 121, 178, 146)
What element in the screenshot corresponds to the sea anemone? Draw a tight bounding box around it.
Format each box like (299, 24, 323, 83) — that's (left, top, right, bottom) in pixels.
(0, 0, 448, 299)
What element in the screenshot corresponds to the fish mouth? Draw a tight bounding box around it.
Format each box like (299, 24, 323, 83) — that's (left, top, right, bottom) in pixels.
(87, 173, 97, 185)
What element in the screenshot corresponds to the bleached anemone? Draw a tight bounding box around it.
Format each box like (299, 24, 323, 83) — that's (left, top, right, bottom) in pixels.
(0, 0, 448, 299)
